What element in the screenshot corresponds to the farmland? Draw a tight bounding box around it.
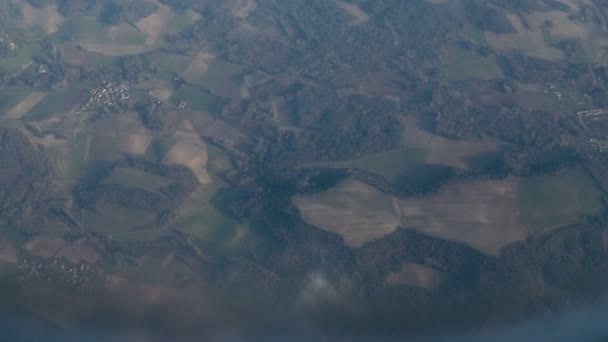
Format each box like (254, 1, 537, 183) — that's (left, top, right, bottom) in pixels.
(519, 167, 605, 232)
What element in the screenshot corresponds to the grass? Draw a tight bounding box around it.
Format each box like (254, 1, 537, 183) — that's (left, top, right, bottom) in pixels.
(195, 59, 244, 98)
(305, 147, 429, 183)
(154, 53, 191, 75)
(170, 85, 217, 111)
(161, 9, 200, 36)
(47, 133, 89, 181)
(170, 185, 249, 257)
(25, 86, 86, 119)
(52, 17, 146, 45)
(105, 167, 171, 193)
(83, 203, 157, 234)
(0, 87, 31, 114)
(440, 46, 502, 81)
(519, 168, 605, 232)
(113, 23, 147, 45)
(0, 41, 42, 73)
(514, 90, 588, 113)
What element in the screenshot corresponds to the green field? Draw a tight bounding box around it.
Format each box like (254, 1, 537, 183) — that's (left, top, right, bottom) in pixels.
(440, 46, 502, 81)
(170, 85, 217, 111)
(105, 167, 172, 193)
(47, 134, 89, 181)
(0, 41, 42, 73)
(83, 203, 157, 233)
(0, 87, 31, 114)
(53, 17, 146, 45)
(306, 147, 430, 182)
(513, 90, 588, 114)
(173, 205, 249, 256)
(154, 53, 191, 75)
(25, 86, 86, 119)
(519, 168, 605, 232)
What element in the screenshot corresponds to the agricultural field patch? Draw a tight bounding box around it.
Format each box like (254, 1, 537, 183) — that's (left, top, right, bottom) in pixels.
(0, 40, 42, 73)
(47, 134, 90, 181)
(136, 4, 200, 46)
(306, 147, 430, 183)
(144, 136, 177, 163)
(161, 140, 210, 184)
(485, 9, 608, 62)
(105, 167, 172, 194)
(154, 53, 192, 75)
(294, 177, 528, 254)
(440, 46, 502, 81)
(25, 86, 87, 119)
(24, 235, 67, 258)
(54, 17, 148, 56)
(293, 179, 400, 248)
(89, 132, 154, 161)
(0, 238, 18, 266)
(170, 85, 218, 112)
(402, 116, 500, 170)
(333, 0, 368, 24)
(21, 2, 65, 35)
(0, 87, 31, 115)
(519, 167, 605, 232)
(385, 262, 445, 289)
(5, 92, 46, 119)
(171, 180, 250, 257)
(83, 203, 157, 234)
(183, 53, 244, 98)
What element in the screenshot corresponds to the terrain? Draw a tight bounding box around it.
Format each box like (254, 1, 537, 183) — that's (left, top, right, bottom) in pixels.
(2, 0, 608, 340)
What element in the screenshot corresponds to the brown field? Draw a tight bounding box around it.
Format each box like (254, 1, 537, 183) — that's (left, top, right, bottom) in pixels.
(55, 238, 101, 264)
(78, 44, 148, 57)
(135, 4, 173, 46)
(293, 179, 400, 247)
(183, 52, 215, 82)
(6, 92, 47, 119)
(58, 44, 89, 66)
(334, 0, 369, 23)
(397, 177, 526, 255)
(401, 116, 499, 170)
(25, 235, 67, 258)
(90, 133, 154, 160)
(87, 112, 156, 158)
(21, 3, 65, 34)
(484, 8, 606, 61)
(149, 88, 174, 102)
(183, 53, 244, 98)
(161, 141, 210, 184)
(385, 263, 445, 289)
(485, 13, 563, 60)
(187, 112, 249, 146)
(294, 177, 527, 254)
